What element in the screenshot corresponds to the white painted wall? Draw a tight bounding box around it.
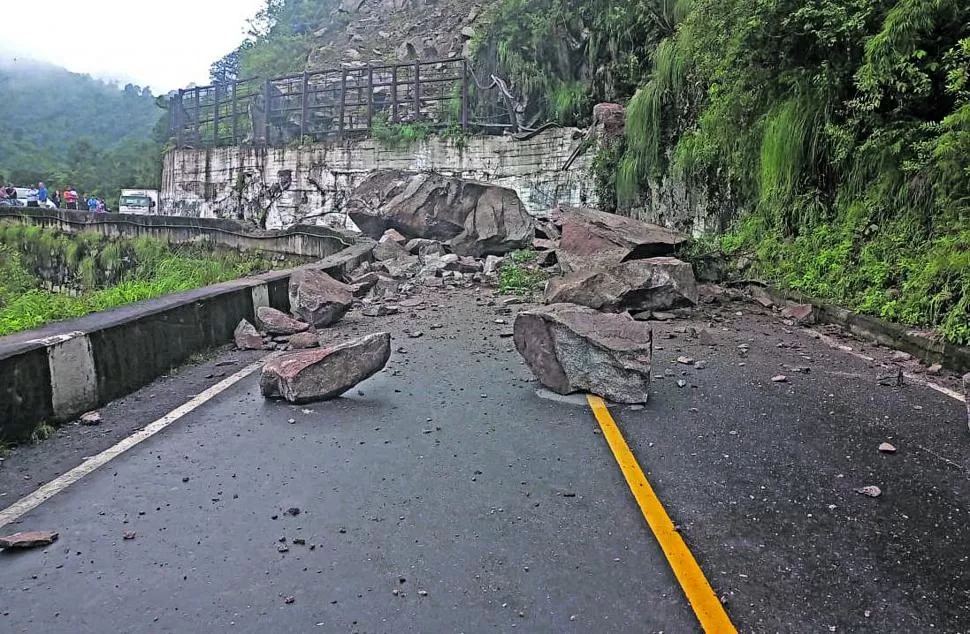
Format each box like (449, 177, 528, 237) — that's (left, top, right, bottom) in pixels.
(161, 128, 596, 230)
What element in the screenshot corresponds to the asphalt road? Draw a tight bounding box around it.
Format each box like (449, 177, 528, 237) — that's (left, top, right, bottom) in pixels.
(1, 287, 968, 633)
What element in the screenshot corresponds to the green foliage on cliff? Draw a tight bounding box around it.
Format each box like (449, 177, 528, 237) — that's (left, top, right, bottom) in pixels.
(620, 0, 970, 343)
(476, 0, 968, 343)
(0, 58, 165, 202)
(471, 0, 678, 126)
(0, 225, 279, 335)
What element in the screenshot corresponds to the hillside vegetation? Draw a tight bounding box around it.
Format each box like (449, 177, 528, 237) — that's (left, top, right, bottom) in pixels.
(477, 0, 970, 344)
(0, 58, 165, 202)
(214, 0, 969, 343)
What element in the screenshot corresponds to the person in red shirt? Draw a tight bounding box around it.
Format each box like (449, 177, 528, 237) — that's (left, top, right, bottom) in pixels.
(63, 187, 78, 210)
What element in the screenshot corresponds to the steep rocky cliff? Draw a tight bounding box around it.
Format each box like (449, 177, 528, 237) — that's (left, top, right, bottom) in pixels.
(305, 0, 483, 70)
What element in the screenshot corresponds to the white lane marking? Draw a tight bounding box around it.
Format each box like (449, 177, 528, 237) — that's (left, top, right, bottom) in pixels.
(808, 329, 965, 404)
(0, 354, 276, 529)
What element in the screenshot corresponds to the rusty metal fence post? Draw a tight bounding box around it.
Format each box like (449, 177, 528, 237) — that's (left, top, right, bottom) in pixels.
(231, 82, 239, 144)
(174, 90, 184, 148)
(413, 60, 420, 120)
(212, 84, 221, 147)
(300, 72, 309, 141)
(192, 87, 201, 147)
(338, 71, 347, 138)
(367, 65, 374, 129)
(391, 65, 398, 123)
(461, 59, 469, 131)
(262, 79, 272, 145)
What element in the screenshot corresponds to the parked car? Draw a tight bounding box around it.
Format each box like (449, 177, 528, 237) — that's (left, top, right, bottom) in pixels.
(2, 188, 56, 208)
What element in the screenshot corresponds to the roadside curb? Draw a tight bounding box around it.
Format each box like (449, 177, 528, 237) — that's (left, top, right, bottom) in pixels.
(754, 285, 970, 374)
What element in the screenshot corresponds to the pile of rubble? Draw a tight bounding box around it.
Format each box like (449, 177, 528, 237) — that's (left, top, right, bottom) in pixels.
(237, 170, 707, 406)
(237, 172, 541, 404)
(514, 206, 702, 404)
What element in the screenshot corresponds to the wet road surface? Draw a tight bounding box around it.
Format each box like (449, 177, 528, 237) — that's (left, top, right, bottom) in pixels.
(1, 288, 967, 633)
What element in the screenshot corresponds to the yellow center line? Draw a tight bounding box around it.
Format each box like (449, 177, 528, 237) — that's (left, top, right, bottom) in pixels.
(587, 395, 737, 634)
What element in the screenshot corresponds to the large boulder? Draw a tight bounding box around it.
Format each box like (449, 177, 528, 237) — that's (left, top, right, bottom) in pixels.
(556, 206, 687, 272)
(344, 170, 534, 257)
(514, 304, 653, 403)
(257, 306, 310, 336)
(545, 257, 698, 312)
(260, 333, 391, 403)
(288, 269, 354, 327)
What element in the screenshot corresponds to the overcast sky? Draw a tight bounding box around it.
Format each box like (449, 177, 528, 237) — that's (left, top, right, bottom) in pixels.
(1, 0, 266, 92)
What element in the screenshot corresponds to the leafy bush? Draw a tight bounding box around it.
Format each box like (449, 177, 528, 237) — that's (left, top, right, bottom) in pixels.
(499, 251, 548, 295)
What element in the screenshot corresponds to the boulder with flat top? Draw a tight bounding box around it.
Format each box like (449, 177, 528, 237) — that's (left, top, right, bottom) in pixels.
(257, 307, 310, 336)
(556, 206, 687, 272)
(513, 304, 653, 403)
(288, 269, 354, 327)
(260, 332, 391, 403)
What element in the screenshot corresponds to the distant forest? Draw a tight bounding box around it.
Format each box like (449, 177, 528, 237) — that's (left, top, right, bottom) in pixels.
(0, 58, 166, 203)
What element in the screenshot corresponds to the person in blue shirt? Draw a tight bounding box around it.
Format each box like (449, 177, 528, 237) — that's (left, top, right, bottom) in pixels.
(87, 196, 99, 212)
(37, 182, 48, 205)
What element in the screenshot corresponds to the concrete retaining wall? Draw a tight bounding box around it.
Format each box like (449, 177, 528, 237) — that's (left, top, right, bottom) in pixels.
(161, 128, 595, 229)
(0, 243, 373, 442)
(0, 209, 355, 259)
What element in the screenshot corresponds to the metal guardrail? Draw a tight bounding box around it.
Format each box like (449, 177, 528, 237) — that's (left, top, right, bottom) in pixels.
(169, 58, 513, 149)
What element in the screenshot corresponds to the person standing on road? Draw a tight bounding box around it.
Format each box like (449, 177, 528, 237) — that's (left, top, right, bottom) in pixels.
(37, 182, 48, 206)
(51, 190, 61, 208)
(87, 195, 99, 212)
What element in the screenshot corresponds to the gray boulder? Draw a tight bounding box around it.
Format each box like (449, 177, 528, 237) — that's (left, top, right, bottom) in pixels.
(483, 255, 505, 277)
(556, 206, 687, 272)
(344, 170, 534, 257)
(257, 306, 310, 336)
(514, 304, 653, 404)
(234, 319, 264, 350)
(260, 332, 391, 403)
(545, 257, 698, 312)
(288, 269, 354, 327)
(373, 239, 410, 262)
(405, 238, 446, 256)
(384, 255, 423, 279)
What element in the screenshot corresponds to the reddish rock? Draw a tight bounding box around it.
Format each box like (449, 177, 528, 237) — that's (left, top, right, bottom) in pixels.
(557, 206, 687, 272)
(288, 331, 321, 349)
(379, 228, 408, 244)
(234, 319, 264, 350)
(592, 103, 626, 139)
(260, 333, 391, 403)
(514, 304, 652, 403)
(0, 531, 59, 549)
(257, 307, 310, 336)
(781, 303, 815, 324)
(288, 269, 354, 327)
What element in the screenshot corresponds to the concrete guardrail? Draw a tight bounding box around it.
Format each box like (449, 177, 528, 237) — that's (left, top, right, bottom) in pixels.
(0, 242, 374, 442)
